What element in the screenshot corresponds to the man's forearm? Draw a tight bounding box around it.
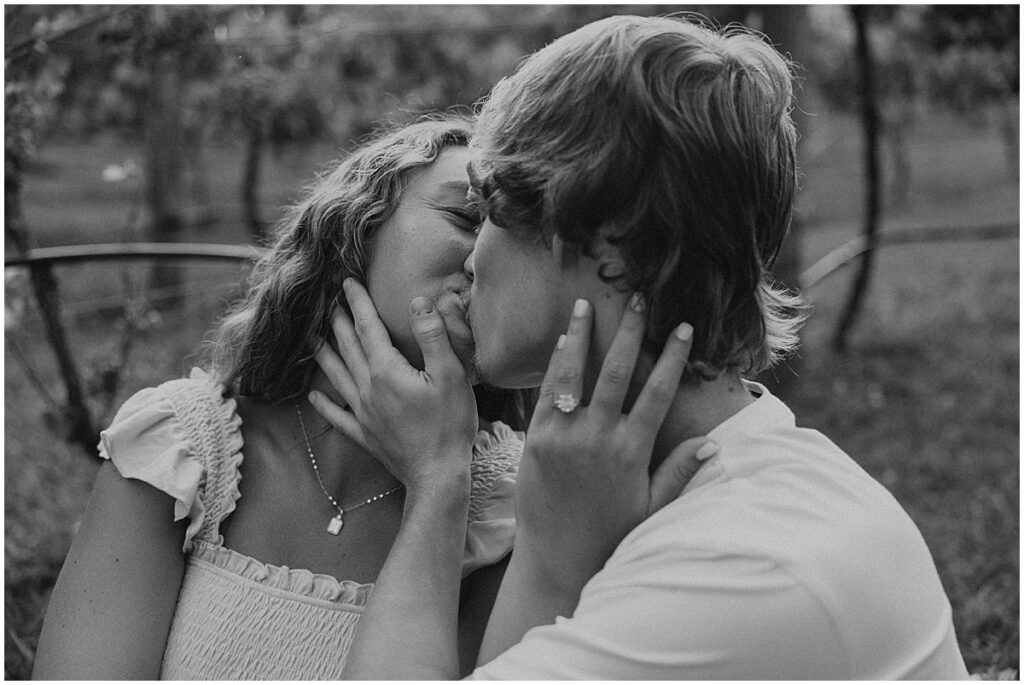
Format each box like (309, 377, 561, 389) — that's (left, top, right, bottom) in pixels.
(342, 470, 470, 680)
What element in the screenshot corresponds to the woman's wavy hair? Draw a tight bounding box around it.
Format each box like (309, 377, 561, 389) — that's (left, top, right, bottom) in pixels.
(471, 15, 807, 380)
(206, 115, 531, 428)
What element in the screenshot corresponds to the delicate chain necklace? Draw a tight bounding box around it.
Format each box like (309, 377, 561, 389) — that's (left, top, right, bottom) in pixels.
(296, 405, 403, 535)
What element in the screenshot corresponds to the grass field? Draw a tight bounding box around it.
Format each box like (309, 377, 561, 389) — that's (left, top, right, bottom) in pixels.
(4, 109, 1019, 678)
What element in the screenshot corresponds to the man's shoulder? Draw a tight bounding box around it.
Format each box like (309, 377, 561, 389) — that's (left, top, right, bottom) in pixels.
(591, 428, 961, 678)
(742, 421, 924, 547)
(616, 423, 940, 595)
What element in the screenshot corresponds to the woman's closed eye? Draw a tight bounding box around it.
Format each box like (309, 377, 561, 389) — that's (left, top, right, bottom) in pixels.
(441, 204, 483, 234)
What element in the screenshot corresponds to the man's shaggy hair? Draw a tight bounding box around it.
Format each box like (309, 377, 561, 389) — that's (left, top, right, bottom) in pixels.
(471, 15, 806, 379)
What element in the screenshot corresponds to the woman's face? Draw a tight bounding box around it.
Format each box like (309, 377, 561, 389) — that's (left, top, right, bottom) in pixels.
(365, 146, 479, 375)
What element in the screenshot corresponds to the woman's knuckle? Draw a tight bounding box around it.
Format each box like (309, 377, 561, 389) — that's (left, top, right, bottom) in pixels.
(620, 312, 642, 332)
(646, 378, 677, 404)
(538, 382, 556, 400)
(554, 366, 580, 384)
(668, 339, 691, 361)
(602, 359, 632, 385)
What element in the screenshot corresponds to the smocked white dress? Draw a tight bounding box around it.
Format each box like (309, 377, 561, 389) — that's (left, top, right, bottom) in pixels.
(98, 368, 521, 680)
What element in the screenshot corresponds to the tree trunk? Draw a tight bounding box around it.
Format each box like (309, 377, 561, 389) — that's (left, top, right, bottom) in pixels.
(145, 35, 187, 306)
(832, 6, 883, 352)
(756, 5, 810, 400)
(5, 146, 96, 455)
(995, 96, 1018, 178)
(242, 122, 265, 244)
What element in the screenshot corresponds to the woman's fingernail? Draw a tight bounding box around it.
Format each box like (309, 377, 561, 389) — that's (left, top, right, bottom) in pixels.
(629, 292, 645, 312)
(675, 322, 693, 342)
(556, 334, 566, 350)
(696, 441, 719, 461)
(411, 297, 434, 315)
(308, 391, 318, 405)
(573, 299, 590, 317)
(343, 278, 353, 290)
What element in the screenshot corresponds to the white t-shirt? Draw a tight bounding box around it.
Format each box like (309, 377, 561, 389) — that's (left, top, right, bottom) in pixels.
(471, 383, 968, 680)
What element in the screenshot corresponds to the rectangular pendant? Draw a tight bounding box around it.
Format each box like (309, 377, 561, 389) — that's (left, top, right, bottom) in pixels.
(327, 516, 343, 535)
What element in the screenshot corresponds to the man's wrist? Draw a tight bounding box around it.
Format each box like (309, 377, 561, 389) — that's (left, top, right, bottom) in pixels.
(404, 460, 471, 514)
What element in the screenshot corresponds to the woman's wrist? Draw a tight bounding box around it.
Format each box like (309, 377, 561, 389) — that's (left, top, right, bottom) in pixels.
(510, 529, 604, 604)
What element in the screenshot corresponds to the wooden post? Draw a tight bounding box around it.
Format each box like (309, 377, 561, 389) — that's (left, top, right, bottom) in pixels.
(242, 122, 266, 244)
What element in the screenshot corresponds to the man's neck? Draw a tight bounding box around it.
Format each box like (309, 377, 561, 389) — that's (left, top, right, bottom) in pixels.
(650, 370, 755, 472)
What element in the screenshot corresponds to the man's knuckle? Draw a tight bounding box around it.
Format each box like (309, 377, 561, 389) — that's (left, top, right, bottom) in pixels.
(354, 316, 374, 334)
(416, 322, 446, 342)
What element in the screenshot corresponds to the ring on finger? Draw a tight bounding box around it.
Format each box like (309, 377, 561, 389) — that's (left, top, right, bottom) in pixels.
(554, 393, 580, 414)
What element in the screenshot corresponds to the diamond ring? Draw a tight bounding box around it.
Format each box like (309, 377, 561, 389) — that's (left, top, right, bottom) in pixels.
(554, 393, 580, 414)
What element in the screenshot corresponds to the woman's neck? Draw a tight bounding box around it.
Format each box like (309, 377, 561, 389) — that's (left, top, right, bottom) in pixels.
(249, 374, 401, 501)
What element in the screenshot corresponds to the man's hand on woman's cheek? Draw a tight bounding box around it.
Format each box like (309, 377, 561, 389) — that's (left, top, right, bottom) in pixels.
(310, 279, 478, 491)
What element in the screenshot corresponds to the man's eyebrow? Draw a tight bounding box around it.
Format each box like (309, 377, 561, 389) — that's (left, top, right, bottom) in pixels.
(466, 162, 483, 190)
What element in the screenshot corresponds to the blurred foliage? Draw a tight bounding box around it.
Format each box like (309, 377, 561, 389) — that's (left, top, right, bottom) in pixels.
(807, 5, 1018, 115)
(7, 5, 1017, 205)
(4, 6, 84, 163)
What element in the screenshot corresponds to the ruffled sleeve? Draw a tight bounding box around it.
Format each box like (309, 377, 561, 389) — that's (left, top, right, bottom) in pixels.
(97, 369, 242, 553)
(463, 421, 522, 577)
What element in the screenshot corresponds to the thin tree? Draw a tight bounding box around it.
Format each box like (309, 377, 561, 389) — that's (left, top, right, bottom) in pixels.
(4, 7, 99, 453)
(143, 6, 189, 305)
(832, 5, 883, 352)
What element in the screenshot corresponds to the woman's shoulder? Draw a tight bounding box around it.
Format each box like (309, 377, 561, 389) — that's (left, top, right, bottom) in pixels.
(470, 420, 522, 488)
(462, 420, 522, 575)
(100, 368, 240, 453)
(98, 368, 245, 552)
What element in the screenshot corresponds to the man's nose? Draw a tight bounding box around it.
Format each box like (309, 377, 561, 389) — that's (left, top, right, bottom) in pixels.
(463, 249, 475, 280)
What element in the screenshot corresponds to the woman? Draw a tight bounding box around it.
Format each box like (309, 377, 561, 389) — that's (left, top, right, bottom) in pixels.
(32, 116, 525, 679)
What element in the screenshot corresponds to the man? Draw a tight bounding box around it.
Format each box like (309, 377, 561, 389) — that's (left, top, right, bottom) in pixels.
(323, 15, 968, 679)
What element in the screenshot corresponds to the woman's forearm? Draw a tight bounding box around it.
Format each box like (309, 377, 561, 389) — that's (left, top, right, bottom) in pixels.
(476, 534, 589, 667)
(342, 468, 471, 680)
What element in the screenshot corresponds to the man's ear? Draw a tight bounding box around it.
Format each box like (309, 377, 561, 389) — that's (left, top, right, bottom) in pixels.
(553, 230, 627, 279)
(590, 229, 628, 282)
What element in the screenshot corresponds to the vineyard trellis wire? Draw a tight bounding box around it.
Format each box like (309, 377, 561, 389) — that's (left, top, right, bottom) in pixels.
(4, 222, 1018, 455)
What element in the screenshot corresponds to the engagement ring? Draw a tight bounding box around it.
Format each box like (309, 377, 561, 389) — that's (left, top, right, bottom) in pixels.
(554, 393, 580, 413)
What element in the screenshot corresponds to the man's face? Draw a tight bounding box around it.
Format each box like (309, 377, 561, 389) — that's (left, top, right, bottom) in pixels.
(466, 217, 575, 389)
